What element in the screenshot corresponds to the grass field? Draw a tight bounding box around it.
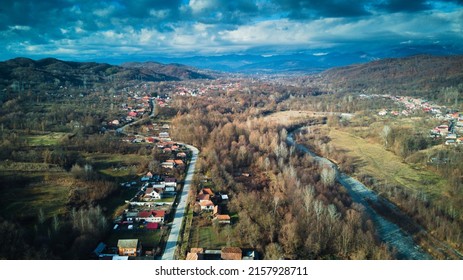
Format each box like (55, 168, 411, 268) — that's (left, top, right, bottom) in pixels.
(262, 110, 317, 125)
(0, 171, 71, 219)
(86, 153, 151, 178)
(189, 226, 228, 249)
(188, 216, 241, 249)
(25, 132, 68, 146)
(326, 127, 449, 198)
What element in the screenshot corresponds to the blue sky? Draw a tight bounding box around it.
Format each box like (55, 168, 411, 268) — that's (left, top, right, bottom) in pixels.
(1, 0, 462, 62)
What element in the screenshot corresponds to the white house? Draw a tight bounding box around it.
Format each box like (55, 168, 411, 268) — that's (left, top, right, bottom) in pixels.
(143, 188, 161, 199)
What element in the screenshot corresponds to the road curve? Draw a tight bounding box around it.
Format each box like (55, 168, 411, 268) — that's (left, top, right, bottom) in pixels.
(161, 144, 199, 260)
(287, 129, 431, 260)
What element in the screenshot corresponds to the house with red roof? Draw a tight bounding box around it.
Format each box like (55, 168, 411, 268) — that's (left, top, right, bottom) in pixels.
(137, 210, 165, 223)
(146, 222, 160, 230)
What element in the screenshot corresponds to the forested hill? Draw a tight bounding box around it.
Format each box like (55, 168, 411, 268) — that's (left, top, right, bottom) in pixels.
(121, 61, 213, 80)
(319, 55, 463, 98)
(0, 57, 213, 91)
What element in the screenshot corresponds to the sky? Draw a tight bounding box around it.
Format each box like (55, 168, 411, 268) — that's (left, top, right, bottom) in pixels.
(1, 0, 463, 62)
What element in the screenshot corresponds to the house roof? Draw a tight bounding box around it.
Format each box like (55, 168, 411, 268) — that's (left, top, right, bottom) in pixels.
(199, 200, 214, 207)
(221, 247, 242, 260)
(186, 253, 199, 260)
(201, 188, 214, 195)
(198, 194, 210, 201)
(117, 239, 138, 249)
(216, 214, 231, 220)
(165, 177, 176, 182)
(190, 248, 204, 254)
(146, 222, 159, 230)
(145, 187, 160, 195)
(174, 160, 184, 165)
(138, 210, 165, 218)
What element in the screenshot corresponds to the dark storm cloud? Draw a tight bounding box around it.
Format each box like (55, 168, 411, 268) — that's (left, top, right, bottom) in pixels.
(185, 0, 260, 25)
(376, 0, 431, 13)
(0, 1, 462, 60)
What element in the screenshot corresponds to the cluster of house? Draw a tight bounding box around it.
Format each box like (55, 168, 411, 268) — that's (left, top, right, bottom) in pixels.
(196, 188, 231, 224)
(374, 95, 446, 117)
(103, 80, 172, 129)
(120, 95, 151, 123)
(430, 113, 463, 145)
(186, 247, 257, 260)
(140, 173, 178, 200)
(173, 81, 244, 97)
(366, 94, 463, 146)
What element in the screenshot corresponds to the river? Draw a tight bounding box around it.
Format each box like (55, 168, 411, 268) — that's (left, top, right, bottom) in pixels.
(288, 128, 432, 260)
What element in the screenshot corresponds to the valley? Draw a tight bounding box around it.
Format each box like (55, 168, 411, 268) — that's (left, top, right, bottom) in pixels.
(0, 55, 462, 260)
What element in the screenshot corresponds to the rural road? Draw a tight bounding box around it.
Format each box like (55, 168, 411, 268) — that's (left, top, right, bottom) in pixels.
(114, 99, 199, 260)
(288, 129, 431, 259)
(161, 144, 199, 260)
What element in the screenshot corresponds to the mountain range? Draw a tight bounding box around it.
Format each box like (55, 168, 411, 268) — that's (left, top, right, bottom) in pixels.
(101, 44, 463, 74)
(0, 57, 212, 91)
(1, 53, 462, 99)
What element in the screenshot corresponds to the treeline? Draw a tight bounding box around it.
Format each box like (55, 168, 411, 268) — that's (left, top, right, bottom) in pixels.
(170, 91, 392, 259)
(0, 95, 120, 133)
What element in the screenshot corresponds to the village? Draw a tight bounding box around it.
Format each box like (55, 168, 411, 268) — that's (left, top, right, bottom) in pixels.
(92, 81, 251, 260)
(369, 94, 463, 145)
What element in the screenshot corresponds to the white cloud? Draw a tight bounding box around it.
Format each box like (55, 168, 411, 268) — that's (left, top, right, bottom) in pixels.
(9, 25, 31, 31)
(2, 2, 462, 60)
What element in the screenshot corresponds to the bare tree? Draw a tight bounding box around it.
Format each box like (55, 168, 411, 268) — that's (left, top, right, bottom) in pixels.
(380, 125, 391, 148)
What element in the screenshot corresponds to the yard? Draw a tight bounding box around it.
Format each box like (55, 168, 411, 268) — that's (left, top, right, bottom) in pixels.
(105, 227, 164, 252)
(188, 215, 240, 249)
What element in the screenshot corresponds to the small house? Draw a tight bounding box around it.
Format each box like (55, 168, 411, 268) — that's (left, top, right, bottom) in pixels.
(221, 247, 242, 260)
(137, 210, 165, 223)
(117, 239, 141, 257)
(162, 162, 174, 169)
(174, 160, 185, 167)
(199, 200, 214, 211)
(143, 188, 161, 199)
(198, 194, 210, 202)
(164, 177, 177, 187)
(214, 214, 231, 224)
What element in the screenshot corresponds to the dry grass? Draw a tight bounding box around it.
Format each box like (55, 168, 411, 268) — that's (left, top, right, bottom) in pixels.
(262, 110, 320, 126)
(327, 128, 448, 198)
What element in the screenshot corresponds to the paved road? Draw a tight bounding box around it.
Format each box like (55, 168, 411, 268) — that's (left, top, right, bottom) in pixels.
(288, 129, 431, 259)
(117, 98, 156, 135)
(161, 144, 199, 260)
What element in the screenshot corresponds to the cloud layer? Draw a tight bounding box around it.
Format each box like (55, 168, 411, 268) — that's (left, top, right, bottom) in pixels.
(1, 0, 462, 61)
